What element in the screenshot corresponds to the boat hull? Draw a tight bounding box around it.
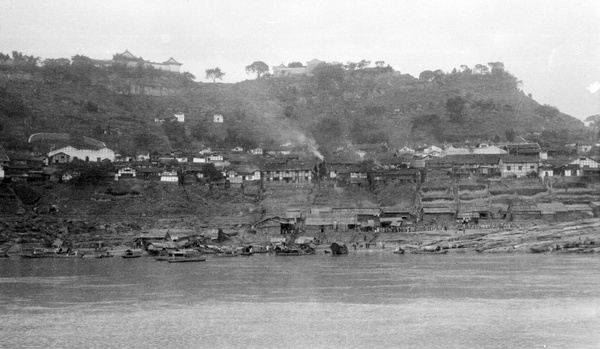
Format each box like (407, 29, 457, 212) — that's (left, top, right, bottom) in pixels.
(167, 257, 206, 263)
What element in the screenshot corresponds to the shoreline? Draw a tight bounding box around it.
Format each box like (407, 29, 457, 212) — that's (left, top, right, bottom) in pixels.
(2, 213, 600, 255)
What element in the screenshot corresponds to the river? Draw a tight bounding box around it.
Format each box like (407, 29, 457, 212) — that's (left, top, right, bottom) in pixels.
(1, 252, 599, 348)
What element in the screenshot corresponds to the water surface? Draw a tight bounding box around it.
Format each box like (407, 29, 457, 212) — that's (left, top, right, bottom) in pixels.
(1, 252, 599, 348)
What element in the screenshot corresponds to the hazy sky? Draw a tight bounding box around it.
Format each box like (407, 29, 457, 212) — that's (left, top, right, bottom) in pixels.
(2, 0, 599, 121)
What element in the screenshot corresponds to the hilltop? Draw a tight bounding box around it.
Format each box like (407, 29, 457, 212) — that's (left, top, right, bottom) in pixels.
(0, 57, 588, 157)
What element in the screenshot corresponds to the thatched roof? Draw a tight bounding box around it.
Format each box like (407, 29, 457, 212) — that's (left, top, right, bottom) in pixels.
(565, 204, 592, 212)
(537, 202, 568, 214)
(508, 202, 540, 212)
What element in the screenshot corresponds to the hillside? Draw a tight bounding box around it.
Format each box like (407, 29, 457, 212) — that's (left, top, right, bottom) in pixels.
(0, 61, 587, 157)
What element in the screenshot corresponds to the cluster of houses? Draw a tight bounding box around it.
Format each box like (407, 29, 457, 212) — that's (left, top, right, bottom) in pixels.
(4, 136, 600, 230)
(412, 142, 600, 181)
(3, 137, 600, 186)
(253, 200, 600, 234)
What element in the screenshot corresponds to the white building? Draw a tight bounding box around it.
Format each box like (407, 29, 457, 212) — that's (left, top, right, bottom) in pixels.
(47, 146, 116, 164)
(214, 114, 224, 123)
(174, 113, 185, 123)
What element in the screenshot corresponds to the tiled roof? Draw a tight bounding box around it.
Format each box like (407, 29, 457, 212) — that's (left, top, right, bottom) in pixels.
(537, 202, 568, 213)
(508, 203, 540, 212)
(500, 156, 540, 164)
(565, 204, 592, 212)
(427, 154, 502, 165)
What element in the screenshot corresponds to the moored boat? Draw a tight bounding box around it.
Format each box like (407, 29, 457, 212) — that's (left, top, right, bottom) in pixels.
(410, 250, 448, 254)
(167, 257, 206, 263)
(22, 249, 83, 258)
(330, 242, 348, 255)
(122, 249, 142, 258)
(275, 249, 315, 256)
(215, 252, 239, 257)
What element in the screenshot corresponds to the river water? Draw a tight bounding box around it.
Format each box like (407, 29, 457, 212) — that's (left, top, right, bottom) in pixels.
(1, 251, 599, 348)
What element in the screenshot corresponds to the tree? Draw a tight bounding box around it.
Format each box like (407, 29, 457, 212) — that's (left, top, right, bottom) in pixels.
(202, 163, 224, 181)
(460, 65, 471, 74)
(585, 114, 600, 130)
(70, 55, 95, 83)
(445, 96, 467, 123)
(312, 63, 345, 92)
(535, 104, 559, 119)
(287, 62, 303, 68)
(345, 61, 358, 71)
(42, 58, 71, 77)
(474, 64, 489, 74)
(488, 61, 505, 76)
(245, 61, 269, 79)
(133, 130, 157, 151)
(375, 60, 385, 68)
(205, 67, 224, 82)
(182, 71, 196, 81)
(419, 70, 435, 81)
(11, 51, 24, 61)
(357, 59, 371, 69)
(505, 129, 516, 142)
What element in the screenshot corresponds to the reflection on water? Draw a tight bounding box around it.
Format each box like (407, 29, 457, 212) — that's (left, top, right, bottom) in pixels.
(1, 253, 599, 348)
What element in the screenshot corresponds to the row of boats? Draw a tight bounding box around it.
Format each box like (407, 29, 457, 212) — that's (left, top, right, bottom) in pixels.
(15, 243, 448, 260)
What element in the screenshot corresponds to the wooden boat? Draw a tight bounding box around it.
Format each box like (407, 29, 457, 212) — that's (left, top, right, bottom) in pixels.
(215, 252, 239, 257)
(410, 250, 448, 255)
(22, 251, 83, 258)
(240, 252, 253, 256)
(275, 249, 315, 256)
(167, 257, 206, 263)
(330, 243, 348, 255)
(95, 253, 114, 259)
(392, 249, 405, 254)
(155, 250, 201, 261)
(122, 250, 142, 258)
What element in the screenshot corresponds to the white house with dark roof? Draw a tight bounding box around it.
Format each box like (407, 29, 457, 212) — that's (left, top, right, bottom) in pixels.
(499, 156, 539, 177)
(47, 146, 115, 164)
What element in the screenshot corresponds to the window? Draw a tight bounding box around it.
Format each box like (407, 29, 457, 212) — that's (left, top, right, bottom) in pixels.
(530, 165, 535, 169)
(518, 166, 522, 170)
(507, 166, 511, 171)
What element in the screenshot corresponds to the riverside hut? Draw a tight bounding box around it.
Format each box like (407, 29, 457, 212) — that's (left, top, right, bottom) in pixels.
(564, 204, 593, 220)
(253, 217, 295, 235)
(589, 202, 600, 217)
(537, 202, 569, 221)
(421, 206, 456, 223)
(506, 202, 541, 221)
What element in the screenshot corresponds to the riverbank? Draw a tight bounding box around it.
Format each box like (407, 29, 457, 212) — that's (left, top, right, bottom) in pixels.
(2, 211, 600, 255)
